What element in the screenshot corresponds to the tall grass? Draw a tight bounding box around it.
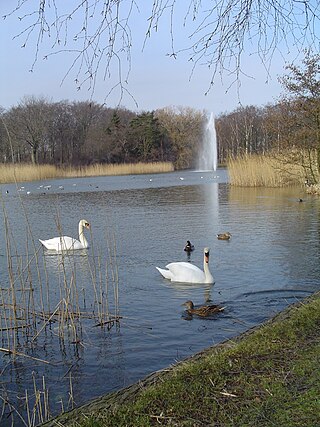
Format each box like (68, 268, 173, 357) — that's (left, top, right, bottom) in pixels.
(62, 162, 174, 178)
(0, 162, 174, 184)
(0, 164, 58, 183)
(0, 197, 121, 426)
(227, 154, 306, 187)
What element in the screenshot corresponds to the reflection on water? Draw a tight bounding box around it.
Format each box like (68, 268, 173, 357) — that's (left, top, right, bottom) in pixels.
(164, 281, 214, 304)
(0, 170, 320, 426)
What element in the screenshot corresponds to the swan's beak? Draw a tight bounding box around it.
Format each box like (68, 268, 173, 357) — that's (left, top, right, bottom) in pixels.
(205, 252, 210, 263)
(85, 222, 90, 228)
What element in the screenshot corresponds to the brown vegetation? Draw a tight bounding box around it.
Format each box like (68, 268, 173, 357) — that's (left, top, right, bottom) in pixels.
(227, 153, 308, 187)
(0, 162, 174, 184)
(0, 208, 120, 425)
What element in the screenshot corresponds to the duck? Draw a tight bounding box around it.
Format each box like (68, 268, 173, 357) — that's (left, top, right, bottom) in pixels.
(182, 300, 225, 317)
(217, 232, 231, 240)
(184, 240, 195, 252)
(156, 247, 214, 284)
(39, 219, 90, 251)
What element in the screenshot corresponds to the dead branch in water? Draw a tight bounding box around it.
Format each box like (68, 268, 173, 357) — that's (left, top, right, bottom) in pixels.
(0, 346, 51, 364)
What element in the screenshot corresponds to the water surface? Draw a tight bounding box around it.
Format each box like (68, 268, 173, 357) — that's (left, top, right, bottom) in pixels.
(0, 170, 319, 425)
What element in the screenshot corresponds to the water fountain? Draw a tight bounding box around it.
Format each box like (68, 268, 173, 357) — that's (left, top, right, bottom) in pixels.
(198, 112, 218, 171)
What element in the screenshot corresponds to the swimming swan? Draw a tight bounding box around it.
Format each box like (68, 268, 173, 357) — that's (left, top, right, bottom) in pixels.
(156, 247, 214, 284)
(39, 219, 90, 251)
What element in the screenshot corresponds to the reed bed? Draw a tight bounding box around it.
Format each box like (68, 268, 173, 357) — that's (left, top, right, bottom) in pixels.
(0, 162, 174, 184)
(0, 164, 58, 184)
(0, 199, 121, 426)
(61, 162, 174, 178)
(227, 153, 307, 187)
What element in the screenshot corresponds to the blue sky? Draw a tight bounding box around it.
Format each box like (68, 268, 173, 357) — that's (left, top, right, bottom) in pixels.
(0, 1, 317, 116)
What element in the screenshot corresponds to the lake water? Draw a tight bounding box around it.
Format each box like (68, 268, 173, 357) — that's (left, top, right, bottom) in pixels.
(0, 169, 319, 425)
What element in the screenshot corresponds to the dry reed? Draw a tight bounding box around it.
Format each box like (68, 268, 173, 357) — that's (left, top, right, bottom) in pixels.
(0, 162, 174, 184)
(227, 153, 307, 187)
(0, 196, 121, 426)
(0, 124, 122, 425)
(61, 161, 174, 177)
(0, 164, 58, 184)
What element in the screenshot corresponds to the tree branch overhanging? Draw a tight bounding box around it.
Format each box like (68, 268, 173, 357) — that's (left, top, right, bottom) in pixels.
(3, 0, 320, 99)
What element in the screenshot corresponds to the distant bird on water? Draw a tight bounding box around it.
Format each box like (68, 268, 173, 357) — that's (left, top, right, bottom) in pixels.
(217, 232, 232, 240)
(182, 300, 225, 317)
(184, 240, 195, 253)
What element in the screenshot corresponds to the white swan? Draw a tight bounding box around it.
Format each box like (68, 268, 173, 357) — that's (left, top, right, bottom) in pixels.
(156, 247, 214, 284)
(39, 219, 90, 251)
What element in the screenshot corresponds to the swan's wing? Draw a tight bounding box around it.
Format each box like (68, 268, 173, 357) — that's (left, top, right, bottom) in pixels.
(39, 237, 63, 250)
(65, 238, 84, 250)
(166, 262, 200, 272)
(39, 236, 82, 251)
(156, 266, 174, 280)
(165, 262, 205, 283)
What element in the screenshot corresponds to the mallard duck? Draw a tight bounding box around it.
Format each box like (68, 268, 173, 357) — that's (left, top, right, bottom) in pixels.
(182, 300, 225, 317)
(184, 240, 195, 252)
(217, 232, 231, 240)
(156, 247, 214, 284)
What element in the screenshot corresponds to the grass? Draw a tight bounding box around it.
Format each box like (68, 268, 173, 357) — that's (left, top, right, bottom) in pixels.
(0, 162, 174, 184)
(43, 292, 320, 427)
(227, 153, 307, 187)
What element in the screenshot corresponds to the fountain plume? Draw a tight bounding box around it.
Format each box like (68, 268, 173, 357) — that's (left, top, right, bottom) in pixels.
(198, 113, 218, 171)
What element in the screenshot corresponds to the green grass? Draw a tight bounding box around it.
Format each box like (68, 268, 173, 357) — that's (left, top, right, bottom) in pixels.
(44, 293, 320, 427)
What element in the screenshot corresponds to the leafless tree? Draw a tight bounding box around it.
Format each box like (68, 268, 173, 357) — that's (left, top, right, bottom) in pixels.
(3, 1, 319, 100)
(156, 106, 205, 168)
(5, 96, 52, 164)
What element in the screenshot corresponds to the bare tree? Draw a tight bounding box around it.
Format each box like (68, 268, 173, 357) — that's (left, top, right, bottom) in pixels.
(6, 96, 52, 164)
(156, 106, 205, 168)
(277, 50, 320, 182)
(3, 1, 319, 99)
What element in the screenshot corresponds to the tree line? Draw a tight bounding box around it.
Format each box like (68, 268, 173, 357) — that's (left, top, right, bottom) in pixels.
(0, 101, 206, 169)
(1, 51, 319, 180)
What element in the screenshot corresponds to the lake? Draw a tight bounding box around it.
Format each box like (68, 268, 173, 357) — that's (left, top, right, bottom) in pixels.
(0, 169, 319, 426)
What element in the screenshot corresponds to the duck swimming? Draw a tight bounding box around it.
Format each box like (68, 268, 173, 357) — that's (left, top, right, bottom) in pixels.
(156, 247, 214, 284)
(217, 232, 231, 240)
(182, 300, 225, 317)
(184, 240, 195, 252)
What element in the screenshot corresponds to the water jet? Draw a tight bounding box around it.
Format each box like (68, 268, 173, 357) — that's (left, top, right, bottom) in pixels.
(198, 113, 218, 171)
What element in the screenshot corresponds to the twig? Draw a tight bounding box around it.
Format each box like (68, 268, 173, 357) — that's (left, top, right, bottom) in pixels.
(94, 316, 122, 327)
(0, 347, 51, 364)
(31, 301, 62, 342)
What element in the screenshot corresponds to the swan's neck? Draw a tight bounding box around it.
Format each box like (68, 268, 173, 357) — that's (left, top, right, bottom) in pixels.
(203, 258, 213, 283)
(79, 223, 88, 248)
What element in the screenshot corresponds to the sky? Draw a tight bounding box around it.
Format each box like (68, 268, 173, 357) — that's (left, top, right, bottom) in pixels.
(0, 1, 318, 117)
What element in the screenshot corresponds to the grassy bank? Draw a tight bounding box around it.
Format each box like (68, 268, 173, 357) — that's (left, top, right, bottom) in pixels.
(44, 292, 320, 427)
(0, 162, 174, 184)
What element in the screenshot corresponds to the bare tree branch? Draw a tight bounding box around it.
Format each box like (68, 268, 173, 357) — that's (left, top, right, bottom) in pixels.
(3, 0, 320, 99)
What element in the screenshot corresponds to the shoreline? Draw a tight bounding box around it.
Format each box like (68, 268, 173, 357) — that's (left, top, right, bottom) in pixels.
(42, 291, 320, 426)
